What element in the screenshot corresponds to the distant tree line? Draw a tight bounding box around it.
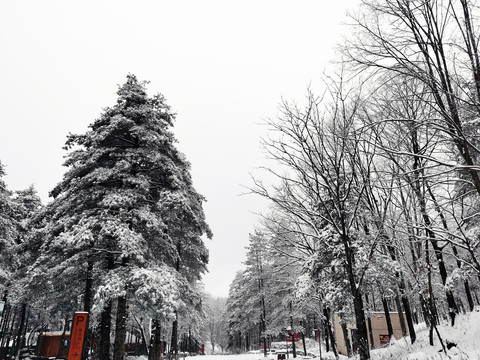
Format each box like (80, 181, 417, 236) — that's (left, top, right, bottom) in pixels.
(0, 74, 211, 360)
(223, 1, 480, 360)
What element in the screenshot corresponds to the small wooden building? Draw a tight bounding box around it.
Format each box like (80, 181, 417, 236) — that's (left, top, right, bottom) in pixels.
(334, 312, 407, 356)
(35, 332, 70, 359)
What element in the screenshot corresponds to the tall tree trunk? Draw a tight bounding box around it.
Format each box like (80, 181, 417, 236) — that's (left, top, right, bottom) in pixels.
(12, 303, 26, 357)
(113, 295, 128, 360)
(426, 240, 436, 346)
(135, 318, 147, 356)
(171, 313, 179, 358)
(147, 319, 156, 360)
(381, 296, 393, 341)
(81, 259, 94, 360)
(429, 239, 458, 325)
(398, 180, 419, 342)
(0, 304, 11, 349)
(401, 294, 416, 343)
(353, 292, 370, 359)
(365, 294, 374, 348)
(289, 315, 297, 358)
(382, 235, 417, 342)
(394, 295, 407, 337)
(324, 308, 337, 358)
(188, 327, 192, 354)
(464, 280, 475, 312)
(98, 300, 113, 360)
(84, 260, 93, 313)
(427, 181, 473, 316)
(301, 332, 307, 355)
(5, 307, 17, 356)
(262, 329, 267, 357)
(98, 250, 115, 360)
(322, 309, 329, 353)
(150, 319, 161, 360)
(343, 233, 370, 360)
(420, 294, 430, 327)
(409, 124, 458, 326)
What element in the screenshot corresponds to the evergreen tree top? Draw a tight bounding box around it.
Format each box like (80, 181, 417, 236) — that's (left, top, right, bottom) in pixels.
(23, 75, 210, 320)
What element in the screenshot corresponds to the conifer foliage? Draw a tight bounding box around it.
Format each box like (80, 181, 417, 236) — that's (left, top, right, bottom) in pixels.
(22, 75, 210, 360)
(0, 161, 20, 291)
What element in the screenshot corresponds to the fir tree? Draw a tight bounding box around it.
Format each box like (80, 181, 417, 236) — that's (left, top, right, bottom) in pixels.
(25, 75, 210, 360)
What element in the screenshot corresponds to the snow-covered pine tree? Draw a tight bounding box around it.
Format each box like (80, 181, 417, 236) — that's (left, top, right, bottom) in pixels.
(8, 186, 43, 356)
(243, 231, 271, 356)
(224, 271, 254, 352)
(0, 161, 17, 295)
(0, 164, 43, 355)
(25, 75, 210, 360)
(158, 183, 211, 358)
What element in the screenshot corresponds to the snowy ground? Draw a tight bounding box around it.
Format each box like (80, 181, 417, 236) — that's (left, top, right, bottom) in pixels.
(366, 308, 480, 359)
(128, 308, 480, 360)
(189, 355, 316, 360)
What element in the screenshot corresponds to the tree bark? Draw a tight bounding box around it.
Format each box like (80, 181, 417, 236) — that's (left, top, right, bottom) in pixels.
(5, 306, 17, 356)
(113, 295, 128, 360)
(343, 233, 370, 359)
(353, 292, 370, 359)
(322, 309, 329, 353)
(12, 303, 26, 356)
(0, 304, 11, 349)
(289, 315, 297, 358)
(426, 239, 436, 346)
(98, 250, 115, 360)
(171, 313, 178, 358)
(324, 308, 337, 358)
(147, 319, 156, 360)
(429, 239, 458, 325)
(381, 296, 393, 341)
(464, 280, 475, 312)
(98, 300, 113, 360)
(394, 295, 407, 337)
(84, 260, 93, 313)
(301, 332, 307, 356)
(401, 295, 416, 343)
(409, 124, 458, 326)
(81, 259, 94, 360)
(148, 319, 161, 360)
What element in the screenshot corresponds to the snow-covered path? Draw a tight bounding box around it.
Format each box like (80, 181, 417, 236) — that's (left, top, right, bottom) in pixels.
(129, 356, 282, 360)
(188, 355, 285, 360)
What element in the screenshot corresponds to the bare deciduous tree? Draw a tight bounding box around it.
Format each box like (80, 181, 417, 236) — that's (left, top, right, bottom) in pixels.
(344, 0, 480, 195)
(251, 78, 377, 360)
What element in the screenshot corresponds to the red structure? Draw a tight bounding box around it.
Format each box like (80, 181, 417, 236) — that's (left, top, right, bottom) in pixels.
(35, 333, 70, 359)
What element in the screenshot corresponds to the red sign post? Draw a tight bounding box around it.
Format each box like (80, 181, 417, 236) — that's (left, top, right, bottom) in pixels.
(68, 312, 89, 360)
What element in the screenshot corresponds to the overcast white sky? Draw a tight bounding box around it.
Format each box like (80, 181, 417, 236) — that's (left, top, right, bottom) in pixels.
(0, 1, 357, 298)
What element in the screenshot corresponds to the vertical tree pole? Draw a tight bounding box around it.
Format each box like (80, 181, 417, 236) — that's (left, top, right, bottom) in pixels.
(315, 329, 322, 360)
(289, 314, 296, 358)
(113, 295, 128, 360)
(12, 303, 27, 357)
(285, 331, 289, 359)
